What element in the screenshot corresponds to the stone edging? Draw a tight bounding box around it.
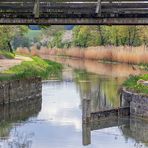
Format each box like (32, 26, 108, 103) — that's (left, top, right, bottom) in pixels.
(122, 87, 148, 118)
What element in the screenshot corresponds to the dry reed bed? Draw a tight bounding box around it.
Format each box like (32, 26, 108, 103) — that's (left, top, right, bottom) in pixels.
(16, 46, 148, 65)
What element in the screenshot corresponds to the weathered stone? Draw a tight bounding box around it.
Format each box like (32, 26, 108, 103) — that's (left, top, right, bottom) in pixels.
(0, 77, 42, 104)
(122, 88, 148, 118)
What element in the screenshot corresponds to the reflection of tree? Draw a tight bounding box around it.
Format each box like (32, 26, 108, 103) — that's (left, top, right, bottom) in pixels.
(0, 97, 41, 141)
(74, 70, 122, 112)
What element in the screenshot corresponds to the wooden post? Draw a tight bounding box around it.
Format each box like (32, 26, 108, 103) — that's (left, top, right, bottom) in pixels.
(82, 123, 91, 146)
(33, 0, 40, 18)
(82, 97, 91, 123)
(95, 0, 101, 16)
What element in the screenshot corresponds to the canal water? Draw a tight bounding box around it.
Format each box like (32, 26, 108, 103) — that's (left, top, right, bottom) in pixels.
(0, 57, 147, 148)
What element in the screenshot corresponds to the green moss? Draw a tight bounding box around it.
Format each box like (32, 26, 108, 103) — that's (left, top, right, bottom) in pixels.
(0, 56, 62, 81)
(0, 50, 15, 59)
(123, 74, 148, 94)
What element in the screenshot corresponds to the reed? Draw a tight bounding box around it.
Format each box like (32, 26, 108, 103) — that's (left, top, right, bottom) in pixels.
(16, 46, 148, 65)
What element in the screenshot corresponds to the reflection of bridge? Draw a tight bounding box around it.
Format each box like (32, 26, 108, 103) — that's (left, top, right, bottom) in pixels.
(1, 0, 148, 24)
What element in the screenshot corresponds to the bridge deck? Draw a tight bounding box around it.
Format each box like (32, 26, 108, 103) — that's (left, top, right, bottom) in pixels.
(0, 0, 148, 24)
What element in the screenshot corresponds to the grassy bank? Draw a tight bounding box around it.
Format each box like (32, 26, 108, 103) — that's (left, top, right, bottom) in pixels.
(0, 56, 62, 81)
(123, 74, 148, 94)
(0, 50, 15, 59)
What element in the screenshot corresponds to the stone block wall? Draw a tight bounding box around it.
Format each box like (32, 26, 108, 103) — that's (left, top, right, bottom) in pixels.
(0, 77, 42, 104)
(122, 88, 148, 118)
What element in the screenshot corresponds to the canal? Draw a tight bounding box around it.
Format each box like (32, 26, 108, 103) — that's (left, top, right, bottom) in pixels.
(0, 57, 147, 148)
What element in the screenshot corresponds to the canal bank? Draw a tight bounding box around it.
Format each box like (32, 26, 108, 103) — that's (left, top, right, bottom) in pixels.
(0, 60, 147, 147)
(0, 55, 62, 105)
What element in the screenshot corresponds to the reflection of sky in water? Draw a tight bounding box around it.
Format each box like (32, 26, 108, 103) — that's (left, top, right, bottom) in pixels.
(0, 81, 147, 148)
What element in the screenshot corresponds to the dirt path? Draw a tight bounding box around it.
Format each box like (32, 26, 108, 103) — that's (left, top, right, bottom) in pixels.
(0, 55, 32, 72)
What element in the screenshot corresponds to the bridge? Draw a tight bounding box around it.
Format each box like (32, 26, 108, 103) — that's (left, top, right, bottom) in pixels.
(0, 0, 148, 25)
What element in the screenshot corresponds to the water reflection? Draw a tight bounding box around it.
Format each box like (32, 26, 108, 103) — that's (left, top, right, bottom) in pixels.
(82, 117, 148, 147)
(74, 70, 121, 111)
(43, 56, 147, 77)
(0, 57, 147, 147)
(0, 86, 42, 148)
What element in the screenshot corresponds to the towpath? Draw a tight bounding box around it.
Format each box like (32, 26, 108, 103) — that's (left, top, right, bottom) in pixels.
(0, 55, 32, 72)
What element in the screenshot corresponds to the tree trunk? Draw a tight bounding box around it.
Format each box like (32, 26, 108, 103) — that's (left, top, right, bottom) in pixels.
(8, 41, 13, 53)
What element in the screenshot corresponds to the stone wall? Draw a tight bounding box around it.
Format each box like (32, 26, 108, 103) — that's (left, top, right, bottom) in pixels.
(122, 88, 148, 118)
(0, 77, 42, 104)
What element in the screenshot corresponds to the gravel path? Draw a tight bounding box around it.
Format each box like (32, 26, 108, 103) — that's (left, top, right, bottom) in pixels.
(0, 55, 32, 72)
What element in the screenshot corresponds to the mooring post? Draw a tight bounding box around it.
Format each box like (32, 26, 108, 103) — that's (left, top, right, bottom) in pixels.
(33, 0, 40, 18)
(96, 0, 101, 16)
(82, 96, 91, 145)
(82, 97, 91, 123)
(82, 122, 91, 146)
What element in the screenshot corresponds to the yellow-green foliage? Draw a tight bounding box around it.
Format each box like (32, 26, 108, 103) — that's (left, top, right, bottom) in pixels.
(0, 56, 62, 80)
(123, 74, 148, 94)
(0, 50, 15, 59)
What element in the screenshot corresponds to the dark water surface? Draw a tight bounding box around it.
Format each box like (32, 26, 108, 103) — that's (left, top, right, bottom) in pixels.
(0, 57, 147, 148)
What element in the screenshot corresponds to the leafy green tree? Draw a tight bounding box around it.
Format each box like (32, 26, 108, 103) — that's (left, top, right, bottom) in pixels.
(0, 25, 28, 52)
(52, 32, 64, 48)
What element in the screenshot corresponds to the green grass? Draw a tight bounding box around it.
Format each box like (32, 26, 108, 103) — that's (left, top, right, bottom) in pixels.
(0, 50, 15, 59)
(123, 74, 148, 94)
(0, 56, 62, 81)
(140, 64, 148, 71)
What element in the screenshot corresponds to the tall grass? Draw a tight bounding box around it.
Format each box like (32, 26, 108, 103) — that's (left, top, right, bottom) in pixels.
(16, 46, 148, 65)
(0, 50, 15, 59)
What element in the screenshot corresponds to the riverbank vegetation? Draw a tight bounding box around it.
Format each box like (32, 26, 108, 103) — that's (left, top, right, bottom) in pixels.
(40, 26, 148, 48)
(0, 26, 28, 53)
(0, 56, 62, 81)
(123, 74, 148, 94)
(16, 25, 148, 65)
(17, 46, 148, 65)
(0, 50, 15, 59)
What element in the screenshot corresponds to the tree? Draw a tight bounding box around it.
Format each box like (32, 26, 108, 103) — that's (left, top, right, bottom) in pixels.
(0, 25, 28, 52)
